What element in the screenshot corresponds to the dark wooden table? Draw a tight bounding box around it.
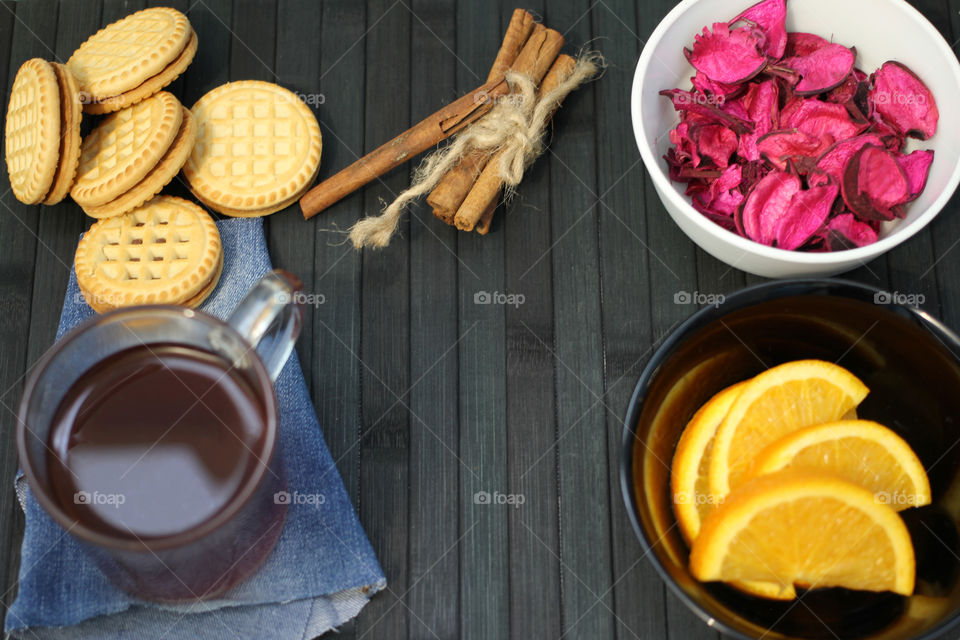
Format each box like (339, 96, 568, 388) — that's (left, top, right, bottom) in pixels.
(1, 1, 959, 638)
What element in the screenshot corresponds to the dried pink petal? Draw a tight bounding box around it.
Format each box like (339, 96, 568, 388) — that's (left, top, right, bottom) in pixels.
(841, 144, 909, 221)
(740, 171, 801, 245)
(693, 124, 739, 168)
(786, 100, 867, 143)
(730, 0, 788, 58)
(684, 22, 768, 84)
(691, 71, 742, 101)
(756, 129, 831, 171)
(810, 133, 885, 187)
(693, 164, 744, 218)
(895, 149, 935, 202)
(780, 40, 856, 96)
(660, 89, 754, 134)
(736, 80, 779, 161)
(869, 61, 939, 140)
(774, 183, 839, 250)
(824, 213, 879, 249)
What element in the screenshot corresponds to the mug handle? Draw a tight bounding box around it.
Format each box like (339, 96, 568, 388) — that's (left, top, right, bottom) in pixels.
(226, 270, 303, 382)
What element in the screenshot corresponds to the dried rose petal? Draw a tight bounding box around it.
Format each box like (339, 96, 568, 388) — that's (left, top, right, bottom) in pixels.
(730, 0, 787, 58)
(783, 32, 830, 58)
(691, 71, 742, 101)
(842, 144, 909, 221)
(693, 124, 739, 168)
(780, 38, 856, 95)
(775, 183, 839, 249)
(736, 80, 779, 161)
(823, 213, 879, 249)
(693, 164, 744, 217)
(786, 100, 866, 143)
(684, 22, 768, 84)
(660, 89, 754, 134)
(756, 129, 830, 170)
(896, 149, 934, 202)
(869, 61, 939, 140)
(809, 133, 885, 187)
(741, 171, 801, 244)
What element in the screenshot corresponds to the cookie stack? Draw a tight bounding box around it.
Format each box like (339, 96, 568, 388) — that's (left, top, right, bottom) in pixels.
(74, 196, 223, 312)
(67, 7, 197, 115)
(4, 59, 82, 205)
(70, 91, 197, 218)
(184, 81, 322, 217)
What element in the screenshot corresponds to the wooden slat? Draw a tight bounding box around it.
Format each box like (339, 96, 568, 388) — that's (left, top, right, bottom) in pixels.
(631, 0, 724, 638)
(541, 1, 615, 637)
(455, 2, 509, 638)
(591, 0, 673, 638)
(405, 1, 460, 639)
(270, 0, 321, 394)
(0, 1, 57, 629)
(311, 0, 365, 511)
(500, 0, 563, 636)
(354, 0, 411, 638)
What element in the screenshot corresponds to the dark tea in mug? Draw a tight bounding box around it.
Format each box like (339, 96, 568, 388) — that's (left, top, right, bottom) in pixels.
(46, 343, 267, 539)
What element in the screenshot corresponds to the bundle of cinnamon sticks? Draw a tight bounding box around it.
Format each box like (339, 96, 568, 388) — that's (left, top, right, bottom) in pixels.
(300, 9, 582, 237)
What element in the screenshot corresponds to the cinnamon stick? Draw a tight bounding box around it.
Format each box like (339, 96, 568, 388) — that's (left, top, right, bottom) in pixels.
(429, 9, 535, 224)
(475, 200, 498, 235)
(430, 24, 565, 224)
(455, 54, 578, 232)
(300, 77, 507, 219)
(300, 10, 542, 220)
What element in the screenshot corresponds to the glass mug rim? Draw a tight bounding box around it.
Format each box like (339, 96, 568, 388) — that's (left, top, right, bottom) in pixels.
(619, 277, 960, 640)
(17, 304, 279, 554)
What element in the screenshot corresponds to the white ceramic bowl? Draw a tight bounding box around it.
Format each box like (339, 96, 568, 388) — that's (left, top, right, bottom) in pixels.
(632, 0, 960, 278)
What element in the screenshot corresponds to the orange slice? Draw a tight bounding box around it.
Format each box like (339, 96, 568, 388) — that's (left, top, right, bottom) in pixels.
(690, 470, 915, 596)
(671, 382, 745, 544)
(708, 360, 869, 498)
(671, 382, 796, 600)
(750, 420, 930, 510)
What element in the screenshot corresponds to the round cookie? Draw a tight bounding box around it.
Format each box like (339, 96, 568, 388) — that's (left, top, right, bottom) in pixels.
(43, 63, 84, 205)
(71, 91, 183, 207)
(83, 30, 198, 115)
(67, 7, 192, 101)
(5, 59, 61, 204)
(82, 106, 197, 218)
(183, 80, 322, 216)
(75, 196, 222, 312)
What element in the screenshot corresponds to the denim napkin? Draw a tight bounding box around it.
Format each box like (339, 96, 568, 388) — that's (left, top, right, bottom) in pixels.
(7, 217, 386, 639)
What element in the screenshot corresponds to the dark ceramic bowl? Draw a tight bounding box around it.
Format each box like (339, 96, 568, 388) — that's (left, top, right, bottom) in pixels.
(621, 279, 960, 640)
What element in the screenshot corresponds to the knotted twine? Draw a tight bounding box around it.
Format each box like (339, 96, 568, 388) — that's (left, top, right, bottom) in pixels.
(347, 52, 604, 249)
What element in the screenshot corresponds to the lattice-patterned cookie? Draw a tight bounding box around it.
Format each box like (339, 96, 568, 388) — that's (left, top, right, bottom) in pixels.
(43, 63, 84, 205)
(71, 91, 183, 207)
(83, 107, 197, 218)
(67, 7, 192, 101)
(83, 30, 198, 115)
(183, 80, 322, 216)
(5, 59, 61, 204)
(75, 196, 222, 312)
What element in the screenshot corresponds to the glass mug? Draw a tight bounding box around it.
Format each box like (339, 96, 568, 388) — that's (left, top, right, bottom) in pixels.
(17, 270, 302, 601)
